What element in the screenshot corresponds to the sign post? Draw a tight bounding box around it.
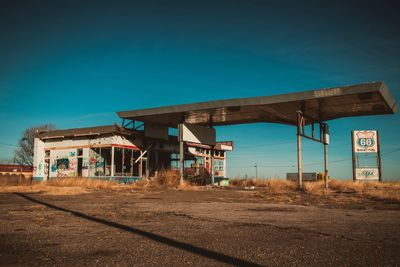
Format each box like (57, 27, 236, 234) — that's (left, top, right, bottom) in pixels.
(351, 130, 381, 182)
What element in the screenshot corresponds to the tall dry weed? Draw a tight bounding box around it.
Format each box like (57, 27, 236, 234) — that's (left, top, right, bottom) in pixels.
(302, 181, 329, 195)
(154, 169, 181, 188)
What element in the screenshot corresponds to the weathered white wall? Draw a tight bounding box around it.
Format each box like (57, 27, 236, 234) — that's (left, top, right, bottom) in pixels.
(33, 137, 45, 179)
(82, 148, 89, 177)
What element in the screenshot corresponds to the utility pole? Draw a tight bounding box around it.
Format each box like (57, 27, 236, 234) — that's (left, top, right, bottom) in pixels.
(254, 164, 258, 180)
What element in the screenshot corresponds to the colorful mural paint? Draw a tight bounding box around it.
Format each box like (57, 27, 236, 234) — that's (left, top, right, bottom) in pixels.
(89, 149, 105, 176)
(49, 149, 78, 178)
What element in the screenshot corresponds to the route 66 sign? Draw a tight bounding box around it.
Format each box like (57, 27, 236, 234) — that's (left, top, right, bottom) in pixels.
(353, 130, 378, 153)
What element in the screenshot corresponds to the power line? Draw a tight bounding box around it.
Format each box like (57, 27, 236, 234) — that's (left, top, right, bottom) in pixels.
(228, 147, 400, 170)
(234, 140, 295, 149)
(0, 142, 19, 148)
(231, 128, 400, 153)
(381, 147, 400, 156)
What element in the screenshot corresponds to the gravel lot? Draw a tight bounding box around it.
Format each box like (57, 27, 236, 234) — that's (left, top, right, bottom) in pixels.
(1, 188, 399, 266)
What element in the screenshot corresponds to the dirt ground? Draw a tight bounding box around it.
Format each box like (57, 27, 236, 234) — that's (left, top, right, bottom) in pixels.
(1, 188, 400, 266)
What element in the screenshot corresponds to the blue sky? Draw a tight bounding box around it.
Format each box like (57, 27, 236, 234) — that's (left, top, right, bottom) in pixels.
(0, 0, 399, 179)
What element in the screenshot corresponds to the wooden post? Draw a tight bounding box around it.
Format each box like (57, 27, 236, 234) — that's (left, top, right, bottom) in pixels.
(178, 124, 184, 185)
(351, 131, 356, 182)
(155, 150, 159, 178)
(130, 149, 134, 176)
(111, 146, 115, 177)
(377, 130, 382, 182)
(146, 152, 149, 179)
(139, 156, 143, 178)
(121, 148, 124, 176)
(297, 112, 303, 189)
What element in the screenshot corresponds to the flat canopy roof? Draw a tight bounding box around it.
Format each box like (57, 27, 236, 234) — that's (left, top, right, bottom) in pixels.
(117, 81, 397, 127)
(36, 125, 135, 140)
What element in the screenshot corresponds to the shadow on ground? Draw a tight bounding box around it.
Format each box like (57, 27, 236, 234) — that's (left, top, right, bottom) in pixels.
(15, 192, 262, 267)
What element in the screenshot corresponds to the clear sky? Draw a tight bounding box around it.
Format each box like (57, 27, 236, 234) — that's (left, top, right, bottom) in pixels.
(0, 0, 399, 179)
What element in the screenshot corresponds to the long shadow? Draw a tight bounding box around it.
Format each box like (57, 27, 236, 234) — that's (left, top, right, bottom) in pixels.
(15, 193, 263, 267)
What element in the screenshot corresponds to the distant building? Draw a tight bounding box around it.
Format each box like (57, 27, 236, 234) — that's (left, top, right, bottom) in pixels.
(0, 164, 33, 179)
(33, 124, 232, 184)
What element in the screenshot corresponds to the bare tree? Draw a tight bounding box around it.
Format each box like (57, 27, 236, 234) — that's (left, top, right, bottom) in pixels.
(0, 158, 14, 164)
(14, 124, 55, 165)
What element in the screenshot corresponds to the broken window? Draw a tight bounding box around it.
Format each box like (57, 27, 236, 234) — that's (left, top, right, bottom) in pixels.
(101, 147, 112, 176)
(114, 147, 123, 176)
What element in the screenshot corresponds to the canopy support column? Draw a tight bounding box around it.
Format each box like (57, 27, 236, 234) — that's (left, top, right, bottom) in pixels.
(323, 124, 329, 189)
(296, 111, 303, 189)
(178, 124, 184, 185)
(111, 146, 115, 177)
(297, 111, 330, 189)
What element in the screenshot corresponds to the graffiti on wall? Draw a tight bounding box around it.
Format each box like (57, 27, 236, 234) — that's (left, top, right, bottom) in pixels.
(38, 161, 43, 174)
(89, 149, 106, 176)
(49, 149, 78, 178)
(44, 161, 49, 176)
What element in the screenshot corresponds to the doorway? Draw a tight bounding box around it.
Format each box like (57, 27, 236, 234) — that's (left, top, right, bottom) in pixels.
(77, 158, 83, 177)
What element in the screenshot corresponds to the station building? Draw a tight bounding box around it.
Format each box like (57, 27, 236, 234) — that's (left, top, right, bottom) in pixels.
(33, 124, 233, 184)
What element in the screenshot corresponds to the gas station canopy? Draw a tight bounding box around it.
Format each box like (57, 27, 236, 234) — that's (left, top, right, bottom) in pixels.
(117, 81, 397, 126)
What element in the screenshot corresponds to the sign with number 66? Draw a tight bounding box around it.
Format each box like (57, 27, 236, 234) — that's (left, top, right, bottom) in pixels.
(353, 130, 378, 153)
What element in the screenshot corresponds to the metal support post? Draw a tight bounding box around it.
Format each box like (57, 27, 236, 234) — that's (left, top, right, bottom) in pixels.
(324, 143, 328, 188)
(323, 124, 329, 189)
(111, 146, 115, 177)
(297, 112, 303, 189)
(178, 124, 184, 185)
(155, 150, 159, 178)
(211, 151, 215, 185)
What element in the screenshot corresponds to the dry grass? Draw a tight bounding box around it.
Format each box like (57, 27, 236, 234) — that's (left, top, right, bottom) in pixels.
(0, 174, 32, 187)
(0, 169, 192, 193)
(0, 185, 87, 195)
(153, 169, 181, 188)
(230, 178, 297, 193)
(231, 178, 400, 202)
(150, 169, 193, 190)
(303, 181, 329, 195)
(46, 177, 120, 190)
(329, 180, 400, 201)
(1, 174, 399, 201)
(0, 176, 121, 195)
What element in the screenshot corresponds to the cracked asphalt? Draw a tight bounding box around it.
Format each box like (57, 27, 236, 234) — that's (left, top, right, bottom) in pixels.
(1, 189, 399, 266)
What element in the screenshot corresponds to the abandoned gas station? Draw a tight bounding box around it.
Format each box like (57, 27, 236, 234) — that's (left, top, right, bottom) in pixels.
(33, 125, 233, 184)
(33, 81, 397, 187)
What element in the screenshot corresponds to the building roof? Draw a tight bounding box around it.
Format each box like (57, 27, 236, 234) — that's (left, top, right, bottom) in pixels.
(0, 164, 33, 172)
(36, 124, 134, 140)
(117, 81, 397, 126)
